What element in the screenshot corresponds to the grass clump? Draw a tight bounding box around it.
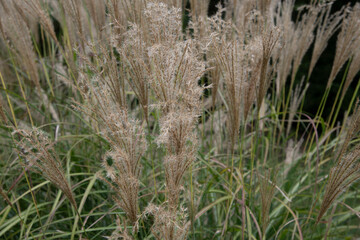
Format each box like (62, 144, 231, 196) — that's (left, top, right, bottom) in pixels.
(0, 0, 359, 239)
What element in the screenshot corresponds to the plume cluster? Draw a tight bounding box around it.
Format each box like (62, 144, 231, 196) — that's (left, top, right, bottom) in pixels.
(1, 0, 360, 239)
(99, 109, 146, 225)
(151, 40, 205, 212)
(75, 43, 146, 225)
(309, 2, 343, 77)
(131, 2, 206, 237)
(327, 3, 360, 88)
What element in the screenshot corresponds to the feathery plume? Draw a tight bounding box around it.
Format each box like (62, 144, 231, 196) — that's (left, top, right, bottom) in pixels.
(118, 23, 150, 122)
(98, 104, 146, 225)
(74, 39, 145, 225)
(327, 3, 360, 88)
(143, 1, 182, 46)
(212, 35, 262, 150)
(290, 4, 319, 83)
(258, 169, 277, 234)
(257, 25, 281, 109)
(12, 128, 77, 209)
(318, 102, 360, 222)
(341, 43, 360, 101)
(149, 39, 205, 212)
(21, 0, 59, 44)
(79, 40, 127, 109)
(317, 144, 360, 223)
(148, 40, 205, 115)
(337, 101, 360, 159)
(309, 2, 344, 77)
(138, 3, 206, 238)
(0, 0, 40, 88)
(273, 0, 295, 96)
(274, 0, 318, 95)
(189, 5, 232, 108)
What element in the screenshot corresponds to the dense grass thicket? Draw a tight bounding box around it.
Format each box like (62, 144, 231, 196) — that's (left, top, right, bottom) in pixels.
(0, 0, 359, 239)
